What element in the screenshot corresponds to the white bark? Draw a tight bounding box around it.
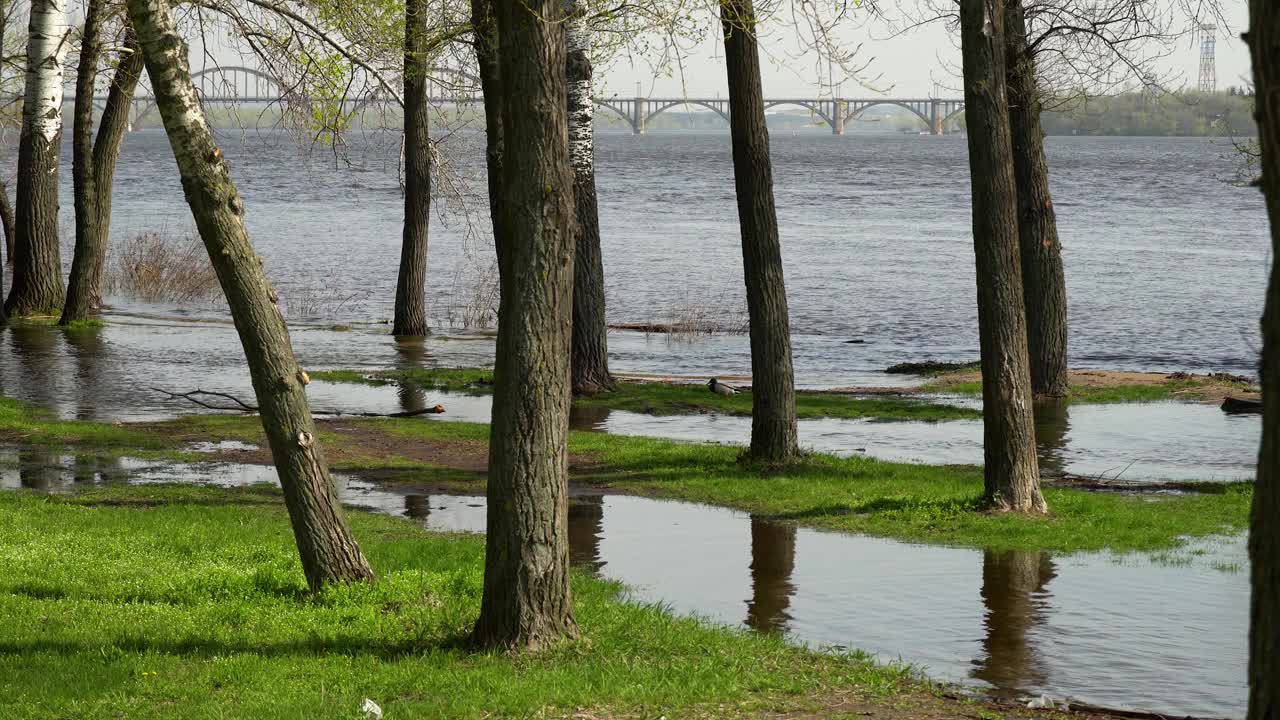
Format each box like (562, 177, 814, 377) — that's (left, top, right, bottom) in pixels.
(565, 5, 593, 176)
(23, 0, 69, 145)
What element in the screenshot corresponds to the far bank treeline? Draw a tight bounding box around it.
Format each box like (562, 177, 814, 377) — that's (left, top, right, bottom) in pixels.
(0, 0, 1277, 715)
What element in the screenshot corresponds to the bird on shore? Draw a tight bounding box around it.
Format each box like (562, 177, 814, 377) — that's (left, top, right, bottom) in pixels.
(707, 378, 738, 396)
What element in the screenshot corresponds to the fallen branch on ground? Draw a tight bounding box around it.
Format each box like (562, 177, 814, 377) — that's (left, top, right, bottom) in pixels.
(150, 388, 445, 418)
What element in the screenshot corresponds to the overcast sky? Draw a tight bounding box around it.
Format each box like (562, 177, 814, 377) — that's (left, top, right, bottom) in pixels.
(593, 0, 1251, 99)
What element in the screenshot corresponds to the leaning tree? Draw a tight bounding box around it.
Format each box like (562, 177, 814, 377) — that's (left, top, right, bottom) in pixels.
(125, 0, 376, 592)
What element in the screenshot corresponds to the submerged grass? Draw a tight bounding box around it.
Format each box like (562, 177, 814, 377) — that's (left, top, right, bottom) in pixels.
(312, 367, 981, 422)
(0, 485, 914, 719)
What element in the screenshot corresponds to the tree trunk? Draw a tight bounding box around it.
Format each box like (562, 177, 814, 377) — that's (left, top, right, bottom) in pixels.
(0, 180, 14, 267)
(1005, 1, 1069, 399)
(125, 0, 375, 593)
(959, 0, 1047, 514)
(470, 0, 505, 253)
(1246, 3, 1280, 717)
(62, 21, 144, 325)
(7, 0, 68, 317)
(0, 14, 8, 270)
(471, 0, 578, 651)
(392, 0, 430, 337)
(719, 0, 799, 463)
(565, 0, 613, 396)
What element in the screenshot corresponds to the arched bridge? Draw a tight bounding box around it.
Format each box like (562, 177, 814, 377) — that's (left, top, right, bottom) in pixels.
(70, 65, 965, 135)
(593, 96, 964, 135)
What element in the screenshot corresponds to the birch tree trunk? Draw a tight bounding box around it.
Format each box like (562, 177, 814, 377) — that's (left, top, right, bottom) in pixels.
(125, 0, 375, 592)
(62, 13, 145, 324)
(720, 0, 799, 463)
(392, 0, 430, 337)
(1245, 1, 1280, 716)
(471, 0, 579, 651)
(565, 0, 613, 395)
(7, 0, 68, 317)
(959, 0, 1047, 514)
(1005, 1, 1069, 398)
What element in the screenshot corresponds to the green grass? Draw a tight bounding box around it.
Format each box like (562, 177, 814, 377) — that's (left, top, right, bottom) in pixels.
(0, 397, 174, 452)
(924, 379, 1254, 403)
(0, 485, 913, 719)
(312, 368, 981, 421)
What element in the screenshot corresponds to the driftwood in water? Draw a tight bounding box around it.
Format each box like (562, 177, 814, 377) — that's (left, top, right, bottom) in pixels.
(1222, 396, 1262, 415)
(152, 388, 445, 418)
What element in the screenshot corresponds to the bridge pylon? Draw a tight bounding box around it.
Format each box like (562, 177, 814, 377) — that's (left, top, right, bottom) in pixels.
(832, 99, 844, 135)
(633, 96, 646, 135)
(930, 99, 943, 135)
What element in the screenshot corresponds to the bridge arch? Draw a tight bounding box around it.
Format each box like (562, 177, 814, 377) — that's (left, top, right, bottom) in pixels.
(646, 99, 730, 127)
(136, 64, 484, 124)
(592, 100, 638, 133)
(846, 100, 930, 127)
(762, 100, 834, 128)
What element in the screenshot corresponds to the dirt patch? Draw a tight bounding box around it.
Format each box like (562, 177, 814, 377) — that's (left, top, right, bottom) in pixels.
(921, 368, 1258, 404)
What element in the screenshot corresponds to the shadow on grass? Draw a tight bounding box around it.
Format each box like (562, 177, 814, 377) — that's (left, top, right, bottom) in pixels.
(0, 633, 479, 660)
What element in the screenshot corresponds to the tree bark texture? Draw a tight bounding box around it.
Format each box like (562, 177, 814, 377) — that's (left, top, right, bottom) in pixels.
(471, 0, 579, 651)
(959, 0, 1047, 514)
(1246, 2, 1280, 717)
(0, 180, 14, 267)
(720, 0, 799, 462)
(1005, 1, 1069, 399)
(125, 0, 375, 592)
(470, 0, 505, 253)
(392, 0, 431, 337)
(565, 1, 613, 396)
(62, 13, 145, 324)
(8, 0, 68, 317)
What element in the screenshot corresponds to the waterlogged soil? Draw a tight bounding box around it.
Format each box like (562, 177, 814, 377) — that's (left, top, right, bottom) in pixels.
(0, 453, 1249, 718)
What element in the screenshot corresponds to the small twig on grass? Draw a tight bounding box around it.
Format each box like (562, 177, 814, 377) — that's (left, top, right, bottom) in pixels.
(150, 388, 445, 418)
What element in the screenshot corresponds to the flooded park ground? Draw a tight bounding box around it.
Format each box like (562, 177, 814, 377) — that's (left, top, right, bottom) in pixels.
(0, 313, 1259, 717)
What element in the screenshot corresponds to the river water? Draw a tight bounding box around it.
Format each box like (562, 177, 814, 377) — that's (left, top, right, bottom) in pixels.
(24, 128, 1269, 381)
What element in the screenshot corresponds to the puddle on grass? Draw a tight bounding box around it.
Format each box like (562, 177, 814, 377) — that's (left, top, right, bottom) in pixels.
(0, 452, 1248, 718)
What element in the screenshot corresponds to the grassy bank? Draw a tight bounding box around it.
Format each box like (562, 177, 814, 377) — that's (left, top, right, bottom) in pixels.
(310, 368, 982, 422)
(0, 485, 922, 719)
(377, 419, 1250, 553)
(0, 395, 1247, 554)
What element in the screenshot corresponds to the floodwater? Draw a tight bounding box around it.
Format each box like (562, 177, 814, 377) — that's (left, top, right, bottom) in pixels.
(0, 319, 1260, 482)
(0, 453, 1249, 719)
(4, 129, 1267, 381)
